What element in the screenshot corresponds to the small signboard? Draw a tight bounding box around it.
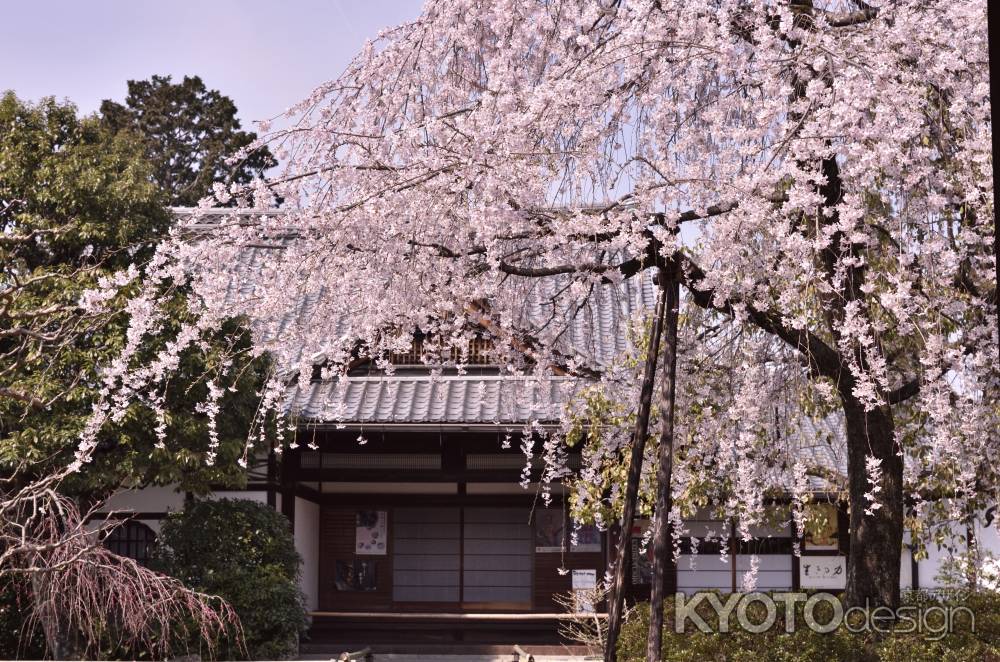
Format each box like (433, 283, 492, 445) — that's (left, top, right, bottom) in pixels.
(571, 568, 597, 590)
(803, 503, 840, 551)
(800, 555, 847, 589)
(572, 569, 598, 613)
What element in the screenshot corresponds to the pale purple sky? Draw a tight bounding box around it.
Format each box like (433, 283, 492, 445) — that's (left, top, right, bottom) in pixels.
(1, 1, 424, 130)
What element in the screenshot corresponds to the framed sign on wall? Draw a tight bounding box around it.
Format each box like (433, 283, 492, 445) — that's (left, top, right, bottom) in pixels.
(799, 555, 847, 589)
(335, 559, 378, 591)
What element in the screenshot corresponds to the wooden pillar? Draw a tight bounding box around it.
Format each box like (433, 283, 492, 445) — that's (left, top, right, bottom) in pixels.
(837, 503, 850, 556)
(604, 276, 669, 662)
(267, 449, 278, 510)
(647, 275, 681, 662)
(730, 518, 738, 593)
(280, 447, 299, 533)
(458, 482, 466, 607)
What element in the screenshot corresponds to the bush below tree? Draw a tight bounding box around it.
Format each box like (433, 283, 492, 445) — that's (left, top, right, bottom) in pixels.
(154, 499, 309, 660)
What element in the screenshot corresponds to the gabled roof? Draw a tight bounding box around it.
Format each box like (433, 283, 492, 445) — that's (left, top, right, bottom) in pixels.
(190, 207, 658, 426)
(285, 270, 657, 427)
(180, 208, 850, 492)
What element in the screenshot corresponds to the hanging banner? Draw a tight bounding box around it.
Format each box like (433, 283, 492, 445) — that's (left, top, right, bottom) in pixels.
(356, 510, 387, 555)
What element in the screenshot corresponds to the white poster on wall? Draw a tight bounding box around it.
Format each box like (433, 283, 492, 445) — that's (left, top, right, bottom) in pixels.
(572, 569, 598, 613)
(571, 569, 597, 590)
(799, 555, 847, 589)
(355, 510, 387, 555)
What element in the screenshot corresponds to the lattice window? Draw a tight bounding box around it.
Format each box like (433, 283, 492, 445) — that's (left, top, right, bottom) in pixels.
(389, 337, 496, 365)
(103, 521, 157, 566)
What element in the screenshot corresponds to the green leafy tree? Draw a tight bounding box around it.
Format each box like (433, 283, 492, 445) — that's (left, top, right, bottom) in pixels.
(0, 92, 266, 498)
(155, 499, 309, 660)
(100, 75, 277, 206)
(1, 91, 270, 660)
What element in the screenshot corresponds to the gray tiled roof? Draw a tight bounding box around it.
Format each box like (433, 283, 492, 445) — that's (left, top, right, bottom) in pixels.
(288, 375, 576, 426)
(780, 415, 849, 491)
(207, 214, 657, 425)
(279, 272, 656, 426)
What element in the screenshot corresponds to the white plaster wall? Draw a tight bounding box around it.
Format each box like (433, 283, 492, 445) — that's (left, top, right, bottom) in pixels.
(100, 485, 185, 514)
(900, 547, 913, 590)
(677, 554, 793, 594)
(916, 512, 1000, 589)
(97, 487, 273, 534)
(294, 497, 320, 611)
(920, 539, 953, 589)
(95, 486, 317, 607)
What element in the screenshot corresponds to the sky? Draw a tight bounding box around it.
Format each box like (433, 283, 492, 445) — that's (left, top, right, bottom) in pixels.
(0, 0, 424, 131)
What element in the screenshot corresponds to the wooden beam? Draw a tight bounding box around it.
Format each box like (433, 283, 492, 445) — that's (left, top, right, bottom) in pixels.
(267, 449, 278, 509)
(308, 611, 607, 620)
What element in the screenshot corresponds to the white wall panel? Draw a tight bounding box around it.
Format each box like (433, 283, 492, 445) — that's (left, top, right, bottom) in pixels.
(294, 497, 320, 611)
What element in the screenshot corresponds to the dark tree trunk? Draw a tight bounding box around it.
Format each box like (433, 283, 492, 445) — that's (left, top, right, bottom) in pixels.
(604, 277, 669, 662)
(842, 397, 904, 609)
(647, 277, 680, 662)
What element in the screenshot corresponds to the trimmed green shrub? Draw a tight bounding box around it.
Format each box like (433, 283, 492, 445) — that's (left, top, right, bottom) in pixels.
(155, 499, 309, 660)
(618, 590, 1000, 662)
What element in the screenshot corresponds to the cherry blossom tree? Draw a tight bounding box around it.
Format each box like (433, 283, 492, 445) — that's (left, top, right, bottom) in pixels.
(83, 0, 995, 653)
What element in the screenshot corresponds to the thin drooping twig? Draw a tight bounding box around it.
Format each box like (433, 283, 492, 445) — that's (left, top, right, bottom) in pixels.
(1, 486, 242, 659)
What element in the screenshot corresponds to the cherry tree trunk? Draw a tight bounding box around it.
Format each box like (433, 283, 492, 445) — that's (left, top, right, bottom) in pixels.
(646, 276, 680, 662)
(842, 398, 904, 610)
(604, 277, 669, 662)
(32, 572, 84, 660)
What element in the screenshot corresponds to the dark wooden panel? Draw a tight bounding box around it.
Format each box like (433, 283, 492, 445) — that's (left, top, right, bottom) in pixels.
(393, 508, 461, 603)
(463, 508, 532, 606)
(534, 549, 605, 612)
(318, 506, 393, 611)
(320, 499, 613, 614)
